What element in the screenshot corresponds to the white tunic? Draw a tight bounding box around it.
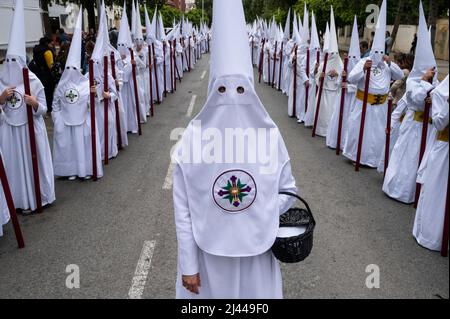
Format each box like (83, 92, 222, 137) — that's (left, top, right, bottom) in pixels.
(343, 58, 403, 167)
(0, 80, 56, 211)
(413, 76, 449, 251)
(287, 49, 308, 118)
(382, 80, 437, 203)
(174, 162, 297, 299)
(51, 79, 104, 178)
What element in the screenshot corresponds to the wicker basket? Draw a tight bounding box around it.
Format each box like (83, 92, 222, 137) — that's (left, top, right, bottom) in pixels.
(271, 192, 316, 263)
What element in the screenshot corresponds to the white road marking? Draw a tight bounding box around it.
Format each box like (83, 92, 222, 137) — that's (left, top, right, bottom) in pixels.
(128, 240, 156, 299)
(186, 94, 197, 117)
(162, 162, 175, 190)
(200, 70, 207, 80)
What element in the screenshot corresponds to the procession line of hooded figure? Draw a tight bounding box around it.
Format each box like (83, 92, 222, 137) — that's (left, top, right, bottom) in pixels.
(0, 0, 211, 241)
(250, 0, 448, 256)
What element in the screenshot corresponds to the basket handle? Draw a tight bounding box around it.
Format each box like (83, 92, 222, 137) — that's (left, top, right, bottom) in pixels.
(279, 191, 316, 225)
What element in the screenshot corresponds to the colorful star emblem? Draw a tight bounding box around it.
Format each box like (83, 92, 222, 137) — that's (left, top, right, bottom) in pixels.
(213, 170, 257, 213)
(65, 89, 79, 104)
(218, 175, 252, 208)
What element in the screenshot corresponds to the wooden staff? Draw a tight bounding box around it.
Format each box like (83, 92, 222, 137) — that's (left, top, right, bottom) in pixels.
(251, 39, 255, 66)
(188, 36, 192, 72)
(414, 92, 432, 207)
(163, 42, 167, 97)
(0, 154, 24, 248)
(336, 56, 349, 155)
(152, 43, 161, 104)
(292, 45, 298, 118)
(22, 68, 42, 213)
(312, 52, 329, 137)
(316, 50, 320, 95)
(180, 38, 185, 72)
(130, 49, 142, 136)
(383, 95, 394, 176)
(88, 60, 98, 181)
(258, 39, 265, 83)
(304, 49, 310, 114)
(103, 56, 109, 165)
(355, 62, 372, 171)
(278, 41, 284, 91)
(110, 53, 123, 150)
(442, 179, 449, 257)
(267, 44, 271, 86)
(148, 47, 154, 117)
(272, 41, 278, 88)
(170, 41, 174, 93)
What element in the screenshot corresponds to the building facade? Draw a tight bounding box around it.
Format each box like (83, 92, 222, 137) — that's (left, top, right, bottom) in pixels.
(167, 0, 186, 12)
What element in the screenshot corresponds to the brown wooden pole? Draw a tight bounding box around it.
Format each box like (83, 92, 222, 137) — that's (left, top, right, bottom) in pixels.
(0, 154, 24, 248)
(278, 41, 284, 91)
(355, 65, 372, 171)
(88, 60, 98, 181)
(148, 48, 154, 117)
(384, 95, 394, 176)
(315, 50, 320, 95)
(130, 49, 142, 136)
(292, 45, 298, 118)
(272, 41, 278, 88)
(442, 178, 449, 257)
(170, 41, 174, 93)
(22, 68, 42, 213)
(336, 57, 349, 155)
(163, 42, 167, 97)
(312, 53, 329, 137)
(414, 92, 432, 207)
(103, 56, 109, 165)
(258, 39, 265, 83)
(304, 49, 310, 114)
(152, 43, 161, 104)
(110, 53, 123, 150)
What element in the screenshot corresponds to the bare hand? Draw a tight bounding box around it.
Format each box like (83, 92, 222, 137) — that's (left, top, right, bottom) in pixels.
(24, 95, 39, 111)
(0, 87, 16, 104)
(304, 80, 310, 87)
(90, 86, 97, 94)
(182, 274, 201, 295)
(320, 72, 326, 79)
(131, 60, 136, 66)
(329, 69, 339, 78)
(102, 91, 111, 100)
(364, 60, 373, 71)
(341, 82, 348, 89)
(422, 68, 435, 83)
(341, 70, 347, 78)
(425, 96, 432, 104)
(383, 55, 391, 64)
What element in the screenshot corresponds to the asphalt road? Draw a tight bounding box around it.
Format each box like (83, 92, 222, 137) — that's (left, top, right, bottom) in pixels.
(0, 55, 448, 299)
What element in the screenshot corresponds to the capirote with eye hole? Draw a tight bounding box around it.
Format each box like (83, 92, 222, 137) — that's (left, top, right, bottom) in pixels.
(218, 86, 226, 93)
(237, 86, 245, 94)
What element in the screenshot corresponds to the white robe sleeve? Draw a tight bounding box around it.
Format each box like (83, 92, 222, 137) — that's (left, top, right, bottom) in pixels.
(278, 161, 298, 215)
(33, 88, 48, 116)
(407, 80, 434, 111)
(431, 87, 449, 131)
(388, 62, 404, 81)
(173, 164, 199, 276)
(348, 59, 365, 85)
(391, 98, 407, 129)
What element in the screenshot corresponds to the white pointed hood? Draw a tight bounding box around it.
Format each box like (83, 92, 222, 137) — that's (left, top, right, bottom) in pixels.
(131, 0, 137, 38)
(283, 9, 291, 41)
(209, 0, 253, 92)
(158, 13, 166, 41)
(118, 1, 133, 55)
(65, 7, 83, 69)
(134, 2, 144, 43)
(92, 4, 109, 62)
(144, 5, 154, 43)
(328, 7, 339, 53)
(408, 0, 438, 85)
(370, 0, 386, 66)
(174, 0, 293, 258)
(347, 16, 361, 71)
(310, 12, 320, 50)
(6, 0, 26, 63)
(292, 13, 299, 44)
(302, 4, 310, 44)
(323, 22, 330, 53)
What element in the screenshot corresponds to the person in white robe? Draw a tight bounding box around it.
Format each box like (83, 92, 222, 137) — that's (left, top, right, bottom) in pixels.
(382, 3, 439, 203)
(150, 9, 165, 103)
(90, 4, 119, 161)
(173, 0, 298, 299)
(280, 10, 291, 95)
(51, 8, 103, 180)
(303, 12, 321, 127)
(0, 0, 55, 213)
(326, 16, 360, 149)
(343, 0, 403, 167)
(312, 8, 342, 137)
(413, 75, 448, 251)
